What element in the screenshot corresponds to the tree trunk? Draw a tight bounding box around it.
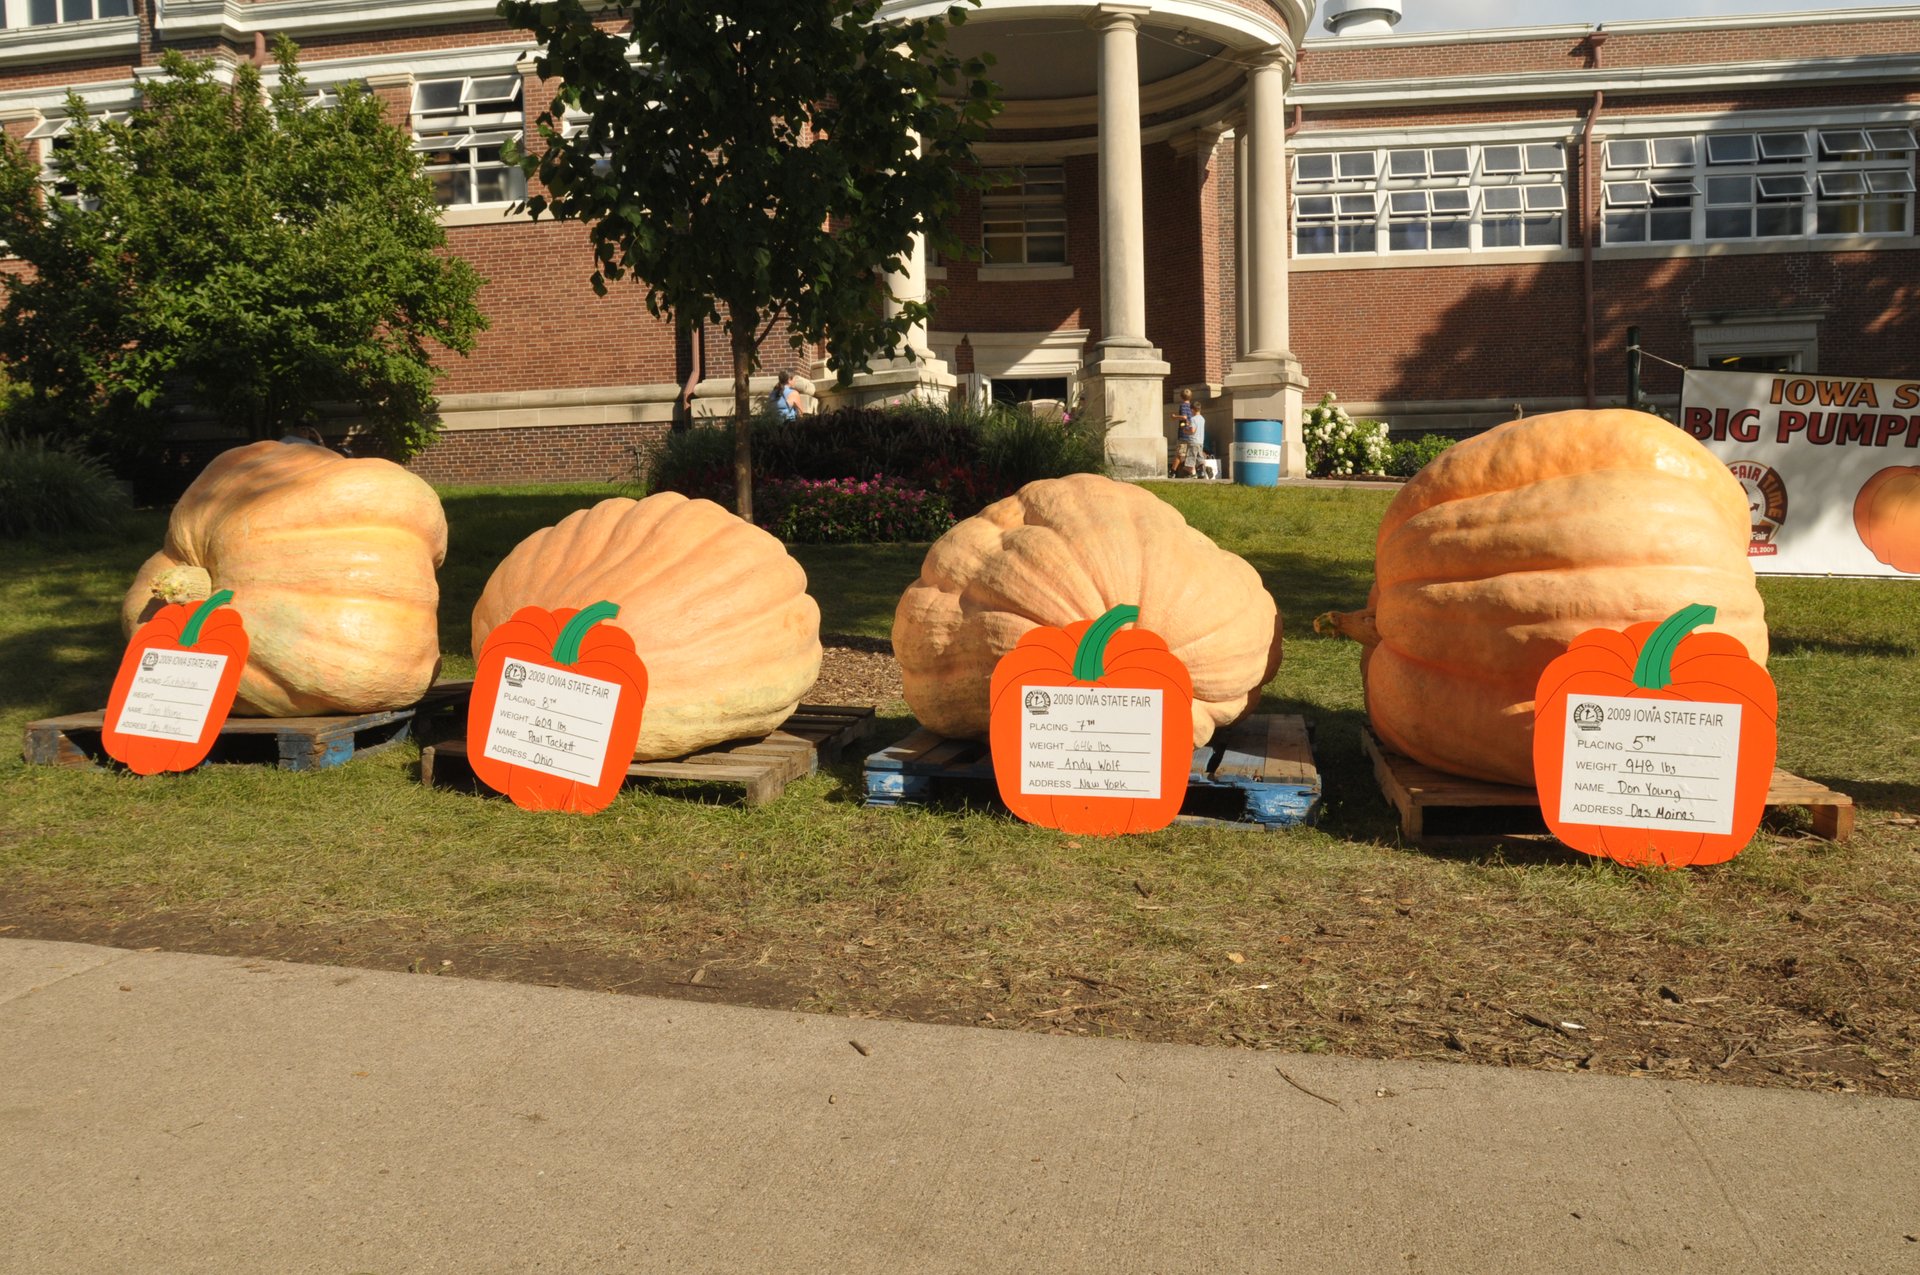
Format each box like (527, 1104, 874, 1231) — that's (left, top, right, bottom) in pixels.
(731, 320, 755, 523)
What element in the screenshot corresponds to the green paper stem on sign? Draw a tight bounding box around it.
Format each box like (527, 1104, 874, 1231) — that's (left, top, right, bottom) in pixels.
(1071, 604, 1141, 681)
(179, 589, 236, 648)
(1631, 603, 1717, 690)
(551, 600, 621, 666)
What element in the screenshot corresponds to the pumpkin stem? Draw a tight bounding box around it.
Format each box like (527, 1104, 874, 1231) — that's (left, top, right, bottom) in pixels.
(1072, 605, 1140, 681)
(1313, 607, 1380, 647)
(551, 600, 621, 666)
(179, 589, 236, 648)
(151, 564, 213, 605)
(1632, 603, 1717, 690)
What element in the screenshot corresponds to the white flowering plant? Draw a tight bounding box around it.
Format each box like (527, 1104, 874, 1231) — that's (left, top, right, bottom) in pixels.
(1300, 391, 1390, 477)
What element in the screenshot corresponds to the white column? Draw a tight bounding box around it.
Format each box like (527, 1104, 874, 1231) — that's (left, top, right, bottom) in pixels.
(1244, 51, 1291, 360)
(885, 229, 931, 355)
(1093, 5, 1152, 353)
(1234, 124, 1250, 360)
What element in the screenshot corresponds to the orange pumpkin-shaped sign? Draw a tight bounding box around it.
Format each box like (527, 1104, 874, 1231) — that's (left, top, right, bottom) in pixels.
(988, 604, 1193, 836)
(1534, 604, 1777, 868)
(467, 601, 647, 814)
(1853, 466, 1920, 573)
(102, 589, 249, 775)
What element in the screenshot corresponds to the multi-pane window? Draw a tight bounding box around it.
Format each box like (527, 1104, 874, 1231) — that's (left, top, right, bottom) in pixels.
(23, 112, 119, 209)
(1293, 142, 1567, 256)
(981, 167, 1066, 266)
(411, 75, 527, 207)
(2, 0, 131, 25)
(1602, 124, 1916, 245)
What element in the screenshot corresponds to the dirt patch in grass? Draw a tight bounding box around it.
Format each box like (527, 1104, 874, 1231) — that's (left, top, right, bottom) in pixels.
(6, 821, 1914, 1100)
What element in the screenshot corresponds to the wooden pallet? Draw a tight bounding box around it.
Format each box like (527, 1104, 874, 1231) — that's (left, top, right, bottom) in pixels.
(863, 713, 1321, 830)
(1361, 725, 1855, 845)
(23, 705, 420, 773)
(419, 704, 876, 808)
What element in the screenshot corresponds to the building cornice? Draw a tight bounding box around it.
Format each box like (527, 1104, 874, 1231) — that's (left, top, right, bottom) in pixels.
(157, 0, 512, 40)
(1292, 52, 1920, 108)
(878, 0, 1307, 53)
(0, 15, 138, 70)
(1299, 5, 1920, 50)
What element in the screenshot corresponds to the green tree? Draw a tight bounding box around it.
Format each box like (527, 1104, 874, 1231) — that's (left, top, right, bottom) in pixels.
(497, 0, 998, 519)
(0, 39, 487, 462)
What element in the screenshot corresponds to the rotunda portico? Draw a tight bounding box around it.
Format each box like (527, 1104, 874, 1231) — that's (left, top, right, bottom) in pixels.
(876, 0, 1314, 477)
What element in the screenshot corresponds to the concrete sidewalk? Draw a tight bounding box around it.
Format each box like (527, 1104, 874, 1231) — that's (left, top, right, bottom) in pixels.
(1, 940, 1913, 1274)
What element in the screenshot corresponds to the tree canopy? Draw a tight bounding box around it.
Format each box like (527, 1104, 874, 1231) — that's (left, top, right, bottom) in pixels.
(497, 0, 1000, 517)
(0, 39, 487, 463)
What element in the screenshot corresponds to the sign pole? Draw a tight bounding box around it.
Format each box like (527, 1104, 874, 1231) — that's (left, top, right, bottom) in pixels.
(1626, 325, 1642, 412)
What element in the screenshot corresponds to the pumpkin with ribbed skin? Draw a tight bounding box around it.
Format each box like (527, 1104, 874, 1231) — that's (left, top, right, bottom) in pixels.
(1316, 410, 1767, 787)
(121, 441, 447, 717)
(893, 473, 1283, 748)
(471, 494, 822, 760)
(1853, 466, 1920, 573)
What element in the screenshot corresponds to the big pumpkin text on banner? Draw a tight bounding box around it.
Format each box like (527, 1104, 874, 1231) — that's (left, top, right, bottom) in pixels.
(1679, 367, 1920, 577)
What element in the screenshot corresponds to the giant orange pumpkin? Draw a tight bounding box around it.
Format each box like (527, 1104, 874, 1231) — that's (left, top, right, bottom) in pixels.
(471, 494, 822, 760)
(1317, 410, 1767, 787)
(1853, 466, 1920, 573)
(893, 474, 1282, 749)
(1534, 604, 1778, 868)
(121, 441, 447, 716)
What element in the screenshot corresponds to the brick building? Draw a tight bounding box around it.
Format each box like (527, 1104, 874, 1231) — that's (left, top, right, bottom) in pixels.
(2, 1, 1916, 483)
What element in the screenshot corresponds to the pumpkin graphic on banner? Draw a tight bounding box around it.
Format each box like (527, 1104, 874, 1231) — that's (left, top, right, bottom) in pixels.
(103, 590, 250, 775)
(1853, 466, 1920, 572)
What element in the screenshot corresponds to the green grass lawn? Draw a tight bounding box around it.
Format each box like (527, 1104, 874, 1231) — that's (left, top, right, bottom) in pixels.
(1, 480, 1915, 1095)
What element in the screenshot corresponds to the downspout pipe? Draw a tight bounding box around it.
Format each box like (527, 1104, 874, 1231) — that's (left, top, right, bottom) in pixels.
(1581, 89, 1604, 409)
(676, 321, 704, 432)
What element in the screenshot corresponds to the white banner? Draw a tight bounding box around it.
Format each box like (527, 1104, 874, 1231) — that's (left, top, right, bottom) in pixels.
(1680, 368, 1920, 577)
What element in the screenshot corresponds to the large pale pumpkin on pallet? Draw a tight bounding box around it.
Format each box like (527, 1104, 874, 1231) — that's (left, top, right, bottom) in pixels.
(121, 441, 447, 717)
(1317, 409, 1767, 787)
(893, 473, 1283, 748)
(471, 494, 822, 760)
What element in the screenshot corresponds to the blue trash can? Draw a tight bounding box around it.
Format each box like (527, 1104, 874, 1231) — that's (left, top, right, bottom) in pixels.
(1232, 419, 1285, 487)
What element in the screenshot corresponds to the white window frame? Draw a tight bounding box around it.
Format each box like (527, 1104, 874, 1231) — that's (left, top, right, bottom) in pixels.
(1293, 141, 1568, 257)
(2, 0, 132, 25)
(981, 166, 1067, 267)
(411, 73, 527, 209)
(1602, 123, 1917, 246)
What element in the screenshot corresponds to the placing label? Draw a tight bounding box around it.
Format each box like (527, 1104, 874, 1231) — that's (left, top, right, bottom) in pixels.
(466, 601, 648, 815)
(1019, 685, 1165, 800)
(480, 661, 624, 785)
(1533, 603, 1777, 868)
(988, 604, 1194, 836)
(112, 649, 230, 742)
(1556, 693, 1741, 836)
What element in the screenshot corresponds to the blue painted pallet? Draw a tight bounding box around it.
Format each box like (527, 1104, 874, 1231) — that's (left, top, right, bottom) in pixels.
(864, 713, 1320, 830)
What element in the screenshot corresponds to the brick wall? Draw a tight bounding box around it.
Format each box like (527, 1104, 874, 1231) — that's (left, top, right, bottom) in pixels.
(929, 152, 1101, 342)
(436, 220, 679, 396)
(1292, 250, 1920, 408)
(1300, 17, 1920, 83)
(401, 421, 669, 486)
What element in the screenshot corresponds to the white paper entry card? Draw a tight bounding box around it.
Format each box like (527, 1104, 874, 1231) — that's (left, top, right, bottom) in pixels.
(482, 661, 623, 784)
(113, 649, 228, 742)
(1019, 685, 1163, 800)
(1558, 693, 1742, 836)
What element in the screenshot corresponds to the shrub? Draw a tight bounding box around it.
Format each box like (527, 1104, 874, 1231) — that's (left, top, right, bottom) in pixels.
(0, 431, 129, 538)
(1386, 433, 1457, 478)
(646, 398, 1106, 528)
(761, 475, 954, 544)
(1301, 392, 1390, 477)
